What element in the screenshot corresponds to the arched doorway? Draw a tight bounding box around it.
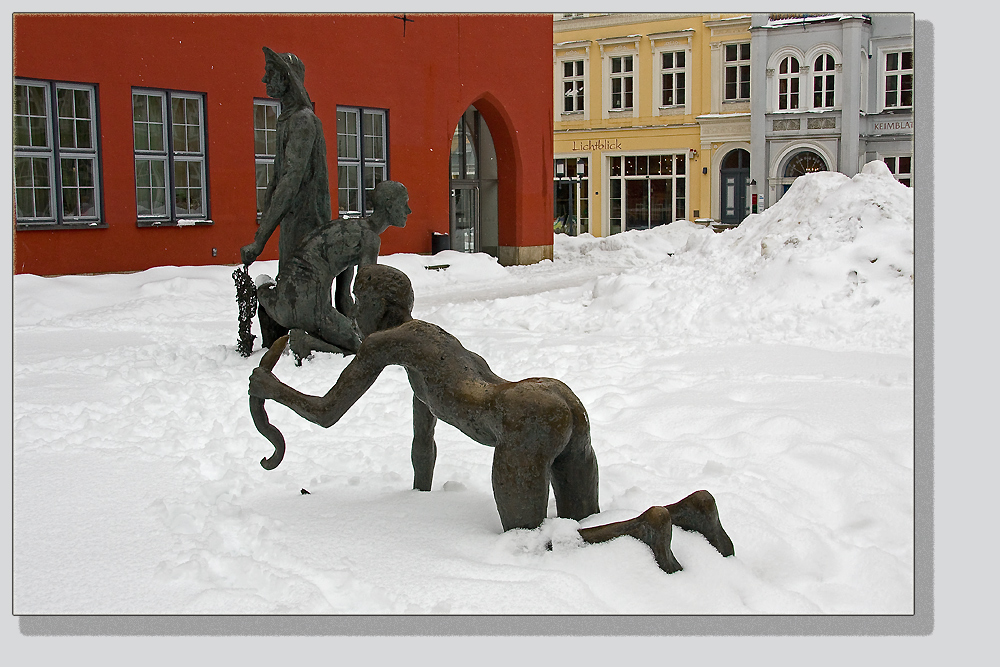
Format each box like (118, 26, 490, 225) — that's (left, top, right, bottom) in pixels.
(776, 149, 827, 199)
(720, 149, 750, 225)
(449, 106, 498, 256)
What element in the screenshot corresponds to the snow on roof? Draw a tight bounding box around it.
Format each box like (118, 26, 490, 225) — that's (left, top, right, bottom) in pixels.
(695, 112, 752, 119)
(764, 14, 870, 28)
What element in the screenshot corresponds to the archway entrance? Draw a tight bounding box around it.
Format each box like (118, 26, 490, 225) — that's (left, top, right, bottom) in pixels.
(720, 149, 750, 225)
(449, 106, 498, 256)
(776, 149, 828, 200)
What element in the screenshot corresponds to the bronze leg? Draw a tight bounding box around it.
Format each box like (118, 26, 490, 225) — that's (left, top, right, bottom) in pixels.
(578, 506, 683, 574)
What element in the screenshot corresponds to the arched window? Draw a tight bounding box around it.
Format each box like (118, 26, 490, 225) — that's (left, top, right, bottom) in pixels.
(775, 149, 829, 201)
(813, 53, 836, 108)
(778, 56, 800, 110)
(784, 150, 827, 178)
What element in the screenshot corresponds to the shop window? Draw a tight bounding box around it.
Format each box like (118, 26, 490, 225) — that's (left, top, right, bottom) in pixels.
(608, 154, 686, 235)
(253, 99, 279, 219)
(725, 42, 751, 101)
(133, 89, 209, 225)
(660, 50, 686, 107)
(610, 55, 634, 110)
(882, 155, 912, 187)
(884, 50, 913, 109)
(337, 106, 387, 217)
(14, 79, 102, 228)
(778, 56, 800, 110)
(562, 60, 585, 113)
(813, 53, 837, 109)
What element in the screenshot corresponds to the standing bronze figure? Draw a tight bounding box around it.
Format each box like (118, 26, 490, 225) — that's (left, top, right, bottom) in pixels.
(240, 47, 410, 362)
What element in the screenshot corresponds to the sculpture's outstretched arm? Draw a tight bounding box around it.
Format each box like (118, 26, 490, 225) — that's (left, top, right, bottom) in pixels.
(249, 337, 388, 429)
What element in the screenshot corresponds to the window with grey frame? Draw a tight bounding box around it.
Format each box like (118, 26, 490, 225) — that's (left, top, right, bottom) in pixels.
(14, 79, 102, 228)
(132, 88, 209, 225)
(337, 106, 387, 217)
(253, 99, 279, 219)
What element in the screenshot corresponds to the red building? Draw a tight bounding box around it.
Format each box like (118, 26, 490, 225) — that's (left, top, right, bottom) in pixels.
(13, 13, 554, 276)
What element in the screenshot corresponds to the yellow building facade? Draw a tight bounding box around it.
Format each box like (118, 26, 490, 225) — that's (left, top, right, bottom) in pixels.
(553, 13, 754, 236)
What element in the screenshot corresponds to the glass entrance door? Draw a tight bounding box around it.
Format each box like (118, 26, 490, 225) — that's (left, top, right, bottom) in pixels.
(553, 157, 589, 236)
(450, 186, 478, 252)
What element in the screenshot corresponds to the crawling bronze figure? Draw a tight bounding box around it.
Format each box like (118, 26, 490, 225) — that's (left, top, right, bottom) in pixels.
(249, 264, 734, 573)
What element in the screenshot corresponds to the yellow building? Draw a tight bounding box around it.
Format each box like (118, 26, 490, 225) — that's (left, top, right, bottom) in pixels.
(553, 12, 754, 236)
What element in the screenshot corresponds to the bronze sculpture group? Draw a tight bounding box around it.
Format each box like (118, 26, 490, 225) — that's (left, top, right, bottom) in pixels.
(241, 48, 734, 575)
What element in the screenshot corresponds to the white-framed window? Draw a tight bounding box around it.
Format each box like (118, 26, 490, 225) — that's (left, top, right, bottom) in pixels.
(724, 42, 751, 101)
(561, 59, 585, 113)
(777, 55, 801, 110)
(881, 155, 912, 187)
(607, 153, 686, 235)
(337, 106, 387, 217)
(883, 49, 913, 109)
(14, 79, 102, 228)
(253, 99, 279, 219)
(609, 55, 634, 111)
(132, 88, 208, 225)
(812, 52, 837, 109)
(660, 50, 686, 107)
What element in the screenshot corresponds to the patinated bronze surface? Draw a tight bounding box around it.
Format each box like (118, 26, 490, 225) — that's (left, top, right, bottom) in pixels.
(248, 264, 733, 573)
(254, 181, 410, 361)
(241, 49, 413, 361)
(241, 47, 330, 269)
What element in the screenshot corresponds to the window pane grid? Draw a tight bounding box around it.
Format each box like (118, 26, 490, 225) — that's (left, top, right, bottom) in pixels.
(253, 100, 279, 217)
(15, 156, 53, 219)
(14, 83, 50, 148)
(56, 87, 93, 150)
(338, 107, 388, 216)
(882, 155, 912, 187)
(610, 55, 633, 110)
(725, 43, 751, 101)
(171, 96, 202, 154)
(337, 109, 359, 160)
(15, 80, 102, 226)
(561, 59, 585, 113)
(660, 50, 685, 107)
(812, 53, 836, 108)
(884, 50, 914, 108)
(133, 89, 206, 222)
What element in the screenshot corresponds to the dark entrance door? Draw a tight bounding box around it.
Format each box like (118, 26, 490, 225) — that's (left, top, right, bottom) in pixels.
(720, 149, 750, 225)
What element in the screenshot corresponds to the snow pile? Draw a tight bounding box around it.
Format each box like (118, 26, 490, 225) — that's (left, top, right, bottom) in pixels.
(536, 161, 914, 352)
(13, 163, 913, 615)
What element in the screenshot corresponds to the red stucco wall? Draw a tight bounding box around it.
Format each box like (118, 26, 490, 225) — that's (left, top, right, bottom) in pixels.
(13, 13, 554, 275)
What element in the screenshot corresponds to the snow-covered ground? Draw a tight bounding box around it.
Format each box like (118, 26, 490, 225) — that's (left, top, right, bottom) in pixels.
(13, 162, 914, 614)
